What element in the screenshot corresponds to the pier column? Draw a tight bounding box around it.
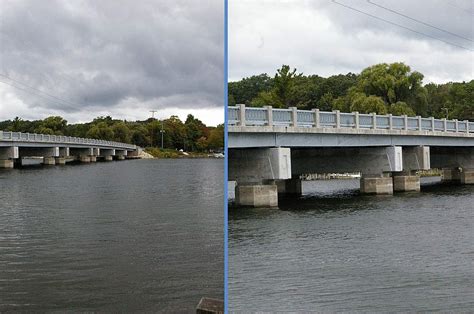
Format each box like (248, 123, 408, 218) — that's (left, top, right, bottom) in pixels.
(235, 183, 278, 207)
(441, 168, 461, 183)
(392, 172, 420, 192)
(0, 146, 19, 168)
(360, 174, 393, 195)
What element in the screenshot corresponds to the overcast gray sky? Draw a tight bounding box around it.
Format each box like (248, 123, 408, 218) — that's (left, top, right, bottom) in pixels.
(0, 0, 223, 125)
(229, 0, 473, 83)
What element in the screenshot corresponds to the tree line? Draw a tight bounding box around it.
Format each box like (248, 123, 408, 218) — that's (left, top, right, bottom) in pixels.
(229, 62, 473, 121)
(0, 114, 224, 152)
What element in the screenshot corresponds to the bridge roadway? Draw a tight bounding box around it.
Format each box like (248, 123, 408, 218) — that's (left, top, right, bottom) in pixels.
(228, 105, 474, 207)
(0, 131, 140, 168)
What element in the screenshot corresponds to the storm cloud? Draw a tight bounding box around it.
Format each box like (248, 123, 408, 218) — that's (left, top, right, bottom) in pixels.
(229, 0, 473, 83)
(0, 0, 224, 125)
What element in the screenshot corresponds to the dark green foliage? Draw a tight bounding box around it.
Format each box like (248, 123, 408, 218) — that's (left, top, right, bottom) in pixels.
(229, 62, 472, 121)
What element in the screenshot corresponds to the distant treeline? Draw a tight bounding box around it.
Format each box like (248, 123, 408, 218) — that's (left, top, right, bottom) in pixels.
(229, 62, 473, 121)
(0, 114, 224, 152)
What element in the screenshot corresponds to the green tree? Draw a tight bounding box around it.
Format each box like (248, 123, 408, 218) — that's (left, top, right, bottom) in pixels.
(86, 122, 114, 140)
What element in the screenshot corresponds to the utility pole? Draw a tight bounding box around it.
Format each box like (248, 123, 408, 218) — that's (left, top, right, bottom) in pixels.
(150, 110, 157, 147)
(160, 121, 165, 149)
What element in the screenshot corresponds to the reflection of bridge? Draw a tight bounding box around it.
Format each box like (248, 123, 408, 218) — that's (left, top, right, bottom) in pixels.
(228, 105, 474, 207)
(0, 131, 140, 168)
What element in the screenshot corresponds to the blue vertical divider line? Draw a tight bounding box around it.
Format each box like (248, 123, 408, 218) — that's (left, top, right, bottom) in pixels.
(223, 0, 229, 312)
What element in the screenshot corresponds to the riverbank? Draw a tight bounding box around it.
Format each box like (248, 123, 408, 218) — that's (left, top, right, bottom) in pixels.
(145, 147, 223, 159)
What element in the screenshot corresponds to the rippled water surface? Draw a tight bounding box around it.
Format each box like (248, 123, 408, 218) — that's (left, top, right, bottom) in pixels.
(0, 159, 223, 312)
(229, 178, 474, 312)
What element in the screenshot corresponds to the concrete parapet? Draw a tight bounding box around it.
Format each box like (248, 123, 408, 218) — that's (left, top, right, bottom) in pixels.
(43, 157, 56, 165)
(442, 168, 461, 183)
(235, 184, 278, 207)
(360, 176, 393, 195)
(461, 169, 474, 184)
(0, 160, 14, 168)
(393, 175, 420, 192)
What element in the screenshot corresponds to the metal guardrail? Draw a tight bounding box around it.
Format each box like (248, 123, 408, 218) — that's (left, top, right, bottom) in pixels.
(228, 104, 474, 134)
(0, 131, 136, 149)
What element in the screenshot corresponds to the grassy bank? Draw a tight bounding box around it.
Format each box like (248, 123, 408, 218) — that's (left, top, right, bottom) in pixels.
(145, 147, 213, 158)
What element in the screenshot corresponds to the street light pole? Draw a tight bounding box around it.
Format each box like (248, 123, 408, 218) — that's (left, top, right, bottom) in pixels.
(160, 121, 164, 149)
(149, 110, 157, 147)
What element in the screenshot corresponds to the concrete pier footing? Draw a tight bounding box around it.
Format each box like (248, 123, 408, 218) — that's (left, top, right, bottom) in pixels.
(360, 176, 393, 195)
(116, 155, 125, 160)
(79, 156, 91, 163)
(43, 157, 56, 165)
(393, 175, 420, 192)
(55, 157, 66, 165)
(105, 155, 113, 161)
(235, 184, 278, 207)
(0, 160, 14, 168)
(90, 156, 97, 162)
(461, 169, 474, 184)
(442, 168, 461, 183)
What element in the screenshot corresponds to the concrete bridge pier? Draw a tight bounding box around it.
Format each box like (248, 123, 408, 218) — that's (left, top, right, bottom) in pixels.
(431, 147, 474, 184)
(17, 147, 59, 166)
(230, 147, 292, 207)
(70, 148, 94, 163)
(461, 168, 474, 184)
(441, 168, 461, 183)
(392, 146, 430, 192)
(235, 182, 278, 207)
(360, 173, 394, 195)
(115, 149, 127, 160)
(0, 146, 18, 168)
(100, 148, 115, 161)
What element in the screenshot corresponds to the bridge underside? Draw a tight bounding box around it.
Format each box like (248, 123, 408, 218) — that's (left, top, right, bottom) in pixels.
(0, 145, 134, 167)
(229, 146, 474, 207)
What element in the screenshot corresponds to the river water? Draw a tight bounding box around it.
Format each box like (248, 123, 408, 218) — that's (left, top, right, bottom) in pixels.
(0, 159, 223, 312)
(229, 178, 474, 312)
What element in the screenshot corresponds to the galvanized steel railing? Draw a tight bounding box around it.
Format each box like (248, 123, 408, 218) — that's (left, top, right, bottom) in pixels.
(228, 104, 474, 134)
(0, 131, 136, 149)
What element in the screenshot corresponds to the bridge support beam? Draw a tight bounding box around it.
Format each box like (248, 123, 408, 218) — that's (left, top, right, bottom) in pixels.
(235, 183, 278, 208)
(360, 174, 393, 195)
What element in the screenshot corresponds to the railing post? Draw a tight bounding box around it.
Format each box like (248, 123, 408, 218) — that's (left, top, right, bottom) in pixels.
(266, 106, 273, 127)
(388, 114, 393, 130)
(404, 115, 408, 131)
(418, 116, 422, 131)
(238, 104, 246, 126)
(334, 110, 341, 128)
(290, 107, 298, 127)
(431, 117, 435, 132)
(354, 112, 359, 129)
(443, 118, 447, 132)
(313, 109, 320, 128)
(465, 120, 470, 134)
(454, 119, 458, 132)
(372, 113, 377, 129)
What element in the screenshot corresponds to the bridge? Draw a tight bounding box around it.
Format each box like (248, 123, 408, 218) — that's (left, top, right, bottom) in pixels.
(0, 131, 140, 168)
(228, 104, 474, 207)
